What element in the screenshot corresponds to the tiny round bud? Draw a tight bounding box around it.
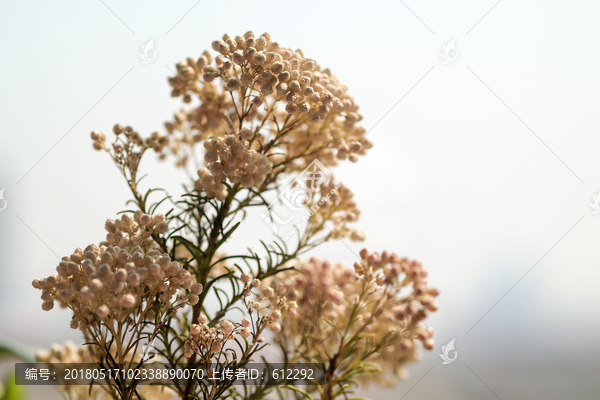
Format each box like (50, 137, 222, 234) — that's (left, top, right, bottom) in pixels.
(240, 327, 251, 338)
(120, 294, 136, 308)
(232, 51, 245, 65)
(241, 272, 252, 283)
(149, 264, 161, 277)
(261, 84, 273, 96)
(271, 61, 284, 74)
(359, 248, 369, 260)
(240, 128, 254, 141)
(78, 287, 92, 301)
(308, 112, 320, 123)
(226, 78, 240, 91)
(240, 72, 252, 86)
(423, 339, 435, 350)
(115, 268, 127, 282)
(59, 289, 74, 302)
(155, 222, 168, 234)
(89, 279, 103, 292)
(110, 281, 125, 293)
(285, 103, 298, 114)
(191, 283, 203, 295)
(262, 287, 274, 298)
(190, 324, 201, 335)
(211, 341, 222, 352)
(46, 275, 58, 287)
(113, 124, 124, 134)
(96, 305, 110, 318)
(198, 314, 208, 324)
(127, 271, 140, 287)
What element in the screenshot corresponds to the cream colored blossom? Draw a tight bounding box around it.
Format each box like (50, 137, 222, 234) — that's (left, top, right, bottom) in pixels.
(32, 216, 200, 331)
(162, 31, 371, 178)
(36, 341, 178, 400)
(102, 211, 167, 252)
(194, 134, 272, 198)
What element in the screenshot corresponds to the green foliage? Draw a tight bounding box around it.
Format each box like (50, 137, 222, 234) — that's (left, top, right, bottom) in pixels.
(0, 373, 25, 400)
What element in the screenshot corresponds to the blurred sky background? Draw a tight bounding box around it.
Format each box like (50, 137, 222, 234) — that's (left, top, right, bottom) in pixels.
(1, 1, 600, 399)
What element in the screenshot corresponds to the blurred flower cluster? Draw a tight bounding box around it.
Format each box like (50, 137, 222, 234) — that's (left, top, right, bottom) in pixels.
(36, 341, 178, 400)
(269, 249, 438, 393)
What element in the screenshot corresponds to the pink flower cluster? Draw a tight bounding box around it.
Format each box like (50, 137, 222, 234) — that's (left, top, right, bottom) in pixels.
(271, 249, 439, 385)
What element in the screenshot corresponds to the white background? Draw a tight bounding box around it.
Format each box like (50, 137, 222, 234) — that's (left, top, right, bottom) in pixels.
(1, 1, 599, 399)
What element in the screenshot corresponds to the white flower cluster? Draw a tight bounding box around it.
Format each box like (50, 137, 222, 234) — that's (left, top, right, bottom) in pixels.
(103, 211, 168, 252)
(184, 315, 242, 359)
(92, 124, 169, 158)
(206, 31, 356, 123)
(284, 117, 373, 172)
(164, 31, 372, 172)
(183, 273, 300, 360)
(240, 274, 298, 334)
(195, 134, 272, 198)
(32, 241, 201, 328)
(36, 341, 96, 365)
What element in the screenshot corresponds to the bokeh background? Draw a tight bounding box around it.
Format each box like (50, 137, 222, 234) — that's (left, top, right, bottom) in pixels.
(1, 1, 599, 399)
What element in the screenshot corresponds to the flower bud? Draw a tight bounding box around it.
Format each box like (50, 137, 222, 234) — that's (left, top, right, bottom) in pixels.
(211, 341, 222, 352)
(190, 324, 201, 335)
(191, 283, 203, 295)
(120, 294, 136, 308)
(96, 305, 110, 318)
(268, 322, 281, 333)
(89, 279, 103, 292)
(240, 327, 251, 338)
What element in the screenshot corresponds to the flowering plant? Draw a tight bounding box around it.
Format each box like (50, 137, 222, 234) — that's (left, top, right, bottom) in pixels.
(32, 31, 438, 400)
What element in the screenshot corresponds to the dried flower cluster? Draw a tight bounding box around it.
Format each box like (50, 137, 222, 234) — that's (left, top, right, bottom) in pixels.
(32, 220, 199, 326)
(103, 212, 168, 251)
(183, 315, 245, 360)
(183, 274, 299, 362)
(163, 31, 372, 177)
(195, 133, 272, 199)
(32, 31, 438, 400)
